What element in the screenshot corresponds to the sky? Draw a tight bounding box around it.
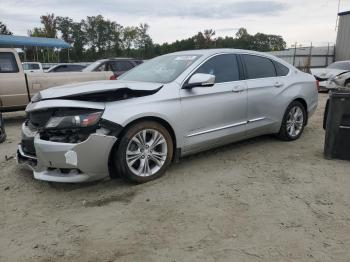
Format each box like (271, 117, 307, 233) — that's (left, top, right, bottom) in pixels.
(1, 0, 350, 47)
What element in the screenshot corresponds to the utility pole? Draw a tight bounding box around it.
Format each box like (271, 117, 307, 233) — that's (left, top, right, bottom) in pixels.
(335, 0, 341, 31)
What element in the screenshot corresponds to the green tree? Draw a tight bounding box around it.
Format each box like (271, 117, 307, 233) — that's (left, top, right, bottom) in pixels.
(28, 27, 46, 37)
(122, 26, 139, 56)
(135, 23, 153, 58)
(27, 14, 287, 62)
(40, 13, 57, 38)
(56, 16, 74, 43)
(0, 21, 12, 35)
(203, 29, 216, 47)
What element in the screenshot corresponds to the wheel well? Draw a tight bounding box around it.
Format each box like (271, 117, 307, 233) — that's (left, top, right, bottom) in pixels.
(108, 116, 178, 178)
(111, 116, 177, 161)
(123, 116, 177, 148)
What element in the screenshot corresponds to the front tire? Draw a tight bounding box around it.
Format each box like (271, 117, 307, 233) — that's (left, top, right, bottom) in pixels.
(113, 121, 173, 183)
(278, 101, 307, 141)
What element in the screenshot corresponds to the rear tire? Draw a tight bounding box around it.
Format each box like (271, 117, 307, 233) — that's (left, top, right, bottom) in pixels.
(113, 121, 173, 183)
(278, 101, 307, 141)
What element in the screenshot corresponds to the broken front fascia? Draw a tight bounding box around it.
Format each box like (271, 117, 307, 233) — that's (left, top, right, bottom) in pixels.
(18, 99, 120, 182)
(18, 128, 117, 182)
(33, 133, 117, 182)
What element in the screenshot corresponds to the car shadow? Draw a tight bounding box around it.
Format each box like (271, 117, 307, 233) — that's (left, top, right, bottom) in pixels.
(37, 134, 279, 193)
(179, 134, 278, 163)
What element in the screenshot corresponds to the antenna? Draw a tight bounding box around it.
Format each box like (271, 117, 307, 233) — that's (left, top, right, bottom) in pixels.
(335, 0, 341, 31)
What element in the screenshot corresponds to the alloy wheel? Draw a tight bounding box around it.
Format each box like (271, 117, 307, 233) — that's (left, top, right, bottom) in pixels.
(126, 129, 168, 177)
(286, 106, 304, 138)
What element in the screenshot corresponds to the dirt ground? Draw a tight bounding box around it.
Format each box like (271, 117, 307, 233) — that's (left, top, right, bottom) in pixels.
(1, 93, 350, 262)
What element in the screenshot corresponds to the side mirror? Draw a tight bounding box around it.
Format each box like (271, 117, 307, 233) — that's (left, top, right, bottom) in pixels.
(183, 73, 215, 89)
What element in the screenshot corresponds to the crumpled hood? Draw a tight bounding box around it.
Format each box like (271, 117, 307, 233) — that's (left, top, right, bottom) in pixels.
(311, 68, 349, 79)
(34, 80, 163, 101)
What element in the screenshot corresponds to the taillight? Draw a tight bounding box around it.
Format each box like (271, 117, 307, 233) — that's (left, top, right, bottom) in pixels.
(110, 75, 117, 80)
(316, 80, 320, 91)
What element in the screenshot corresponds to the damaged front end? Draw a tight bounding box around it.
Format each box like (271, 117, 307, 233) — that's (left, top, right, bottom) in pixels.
(18, 105, 121, 182)
(18, 80, 163, 182)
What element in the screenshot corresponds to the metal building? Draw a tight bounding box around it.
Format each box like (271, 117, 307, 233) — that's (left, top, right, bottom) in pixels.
(336, 11, 350, 61)
(269, 45, 335, 68)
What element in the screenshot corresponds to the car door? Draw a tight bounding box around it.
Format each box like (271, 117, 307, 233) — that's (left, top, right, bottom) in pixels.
(240, 54, 290, 137)
(180, 53, 247, 153)
(0, 52, 28, 109)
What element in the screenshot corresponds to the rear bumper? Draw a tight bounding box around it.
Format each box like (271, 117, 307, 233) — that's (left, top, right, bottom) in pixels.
(18, 133, 117, 183)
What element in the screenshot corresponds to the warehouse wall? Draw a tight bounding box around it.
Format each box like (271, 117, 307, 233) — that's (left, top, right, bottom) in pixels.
(269, 46, 335, 68)
(336, 11, 350, 61)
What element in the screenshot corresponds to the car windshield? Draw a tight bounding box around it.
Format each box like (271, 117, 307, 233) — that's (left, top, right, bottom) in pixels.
(327, 62, 350, 70)
(23, 63, 40, 70)
(119, 55, 201, 83)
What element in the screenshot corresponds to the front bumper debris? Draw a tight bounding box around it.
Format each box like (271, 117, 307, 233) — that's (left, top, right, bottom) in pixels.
(18, 132, 117, 183)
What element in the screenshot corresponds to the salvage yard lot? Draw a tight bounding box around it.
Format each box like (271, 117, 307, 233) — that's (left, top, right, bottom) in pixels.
(1, 93, 350, 261)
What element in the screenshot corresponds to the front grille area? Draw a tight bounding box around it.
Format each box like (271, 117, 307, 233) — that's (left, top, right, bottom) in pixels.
(21, 139, 36, 156)
(40, 127, 96, 143)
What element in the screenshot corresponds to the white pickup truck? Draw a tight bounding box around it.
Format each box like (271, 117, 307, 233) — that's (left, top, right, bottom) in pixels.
(0, 48, 114, 112)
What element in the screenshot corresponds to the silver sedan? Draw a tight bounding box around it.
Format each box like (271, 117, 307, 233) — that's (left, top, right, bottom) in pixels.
(18, 49, 318, 183)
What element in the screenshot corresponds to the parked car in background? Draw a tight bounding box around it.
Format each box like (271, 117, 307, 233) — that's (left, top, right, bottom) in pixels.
(0, 48, 114, 112)
(311, 61, 350, 91)
(18, 49, 318, 184)
(326, 71, 350, 90)
(83, 58, 143, 78)
(47, 64, 87, 73)
(22, 62, 43, 73)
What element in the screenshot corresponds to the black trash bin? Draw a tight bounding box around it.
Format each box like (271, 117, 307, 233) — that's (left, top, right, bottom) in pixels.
(324, 89, 350, 160)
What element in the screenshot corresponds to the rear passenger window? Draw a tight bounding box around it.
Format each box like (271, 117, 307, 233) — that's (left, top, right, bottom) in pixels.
(194, 54, 239, 83)
(0, 52, 19, 73)
(55, 65, 68, 72)
(116, 61, 134, 71)
(242, 55, 276, 79)
(273, 61, 289, 76)
(96, 63, 107, 71)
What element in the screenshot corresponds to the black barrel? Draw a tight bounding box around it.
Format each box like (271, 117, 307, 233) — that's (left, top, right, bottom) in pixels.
(324, 89, 350, 160)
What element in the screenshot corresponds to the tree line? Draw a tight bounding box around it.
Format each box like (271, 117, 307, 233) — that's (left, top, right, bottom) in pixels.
(0, 15, 286, 62)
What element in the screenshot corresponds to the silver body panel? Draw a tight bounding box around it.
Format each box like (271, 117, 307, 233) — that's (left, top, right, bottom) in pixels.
(19, 49, 318, 182)
(18, 124, 116, 182)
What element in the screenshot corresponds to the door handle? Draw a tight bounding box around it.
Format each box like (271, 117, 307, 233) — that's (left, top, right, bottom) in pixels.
(274, 82, 284, 88)
(232, 85, 245, 93)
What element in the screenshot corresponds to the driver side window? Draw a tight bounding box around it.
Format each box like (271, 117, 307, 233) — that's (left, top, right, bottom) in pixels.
(194, 54, 239, 83)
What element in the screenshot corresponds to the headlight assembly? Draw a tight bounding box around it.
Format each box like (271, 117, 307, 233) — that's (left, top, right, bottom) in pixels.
(333, 75, 344, 81)
(45, 111, 102, 129)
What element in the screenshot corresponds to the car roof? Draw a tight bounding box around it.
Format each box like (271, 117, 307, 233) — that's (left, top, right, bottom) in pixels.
(52, 64, 85, 67)
(95, 58, 141, 63)
(166, 48, 280, 59)
(163, 48, 292, 67)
